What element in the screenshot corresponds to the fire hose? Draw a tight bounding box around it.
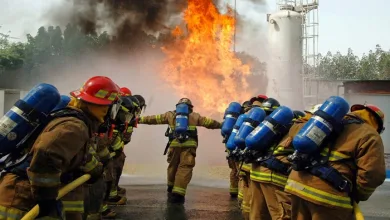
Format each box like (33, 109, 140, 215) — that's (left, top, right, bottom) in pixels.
(21, 174, 91, 220)
(354, 201, 365, 220)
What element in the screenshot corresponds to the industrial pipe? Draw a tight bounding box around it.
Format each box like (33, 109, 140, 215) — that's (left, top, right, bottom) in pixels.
(354, 201, 365, 220)
(21, 174, 91, 220)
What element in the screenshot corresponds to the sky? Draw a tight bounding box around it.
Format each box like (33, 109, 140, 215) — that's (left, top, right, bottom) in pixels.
(1, 0, 390, 57)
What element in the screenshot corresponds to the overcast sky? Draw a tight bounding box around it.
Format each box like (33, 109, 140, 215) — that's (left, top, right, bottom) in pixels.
(1, 0, 389, 56)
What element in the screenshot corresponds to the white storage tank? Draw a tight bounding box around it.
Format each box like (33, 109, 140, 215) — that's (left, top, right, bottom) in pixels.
(267, 9, 304, 110)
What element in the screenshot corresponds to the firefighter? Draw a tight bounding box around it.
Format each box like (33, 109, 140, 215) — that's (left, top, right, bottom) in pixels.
(285, 103, 386, 220)
(248, 107, 307, 220)
(113, 94, 147, 197)
(239, 95, 268, 220)
(0, 76, 119, 219)
(236, 100, 252, 207)
(138, 98, 222, 204)
(83, 131, 113, 220)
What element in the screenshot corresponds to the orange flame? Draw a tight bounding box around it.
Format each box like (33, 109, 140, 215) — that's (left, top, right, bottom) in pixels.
(161, 0, 253, 114)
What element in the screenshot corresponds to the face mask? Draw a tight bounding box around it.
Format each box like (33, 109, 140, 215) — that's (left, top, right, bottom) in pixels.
(86, 104, 109, 123)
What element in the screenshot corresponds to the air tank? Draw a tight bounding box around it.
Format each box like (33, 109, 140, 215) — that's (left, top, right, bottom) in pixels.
(267, 9, 304, 110)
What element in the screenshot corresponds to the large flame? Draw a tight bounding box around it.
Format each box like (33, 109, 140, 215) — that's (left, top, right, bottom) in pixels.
(161, 0, 253, 114)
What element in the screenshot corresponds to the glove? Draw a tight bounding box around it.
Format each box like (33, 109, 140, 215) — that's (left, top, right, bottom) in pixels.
(36, 200, 63, 219)
(86, 162, 104, 184)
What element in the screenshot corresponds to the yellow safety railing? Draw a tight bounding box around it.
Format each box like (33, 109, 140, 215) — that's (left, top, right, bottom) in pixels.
(354, 201, 365, 220)
(21, 174, 91, 220)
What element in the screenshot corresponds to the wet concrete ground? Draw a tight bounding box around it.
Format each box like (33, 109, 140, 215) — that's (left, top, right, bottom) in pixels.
(112, 181, 390, 220)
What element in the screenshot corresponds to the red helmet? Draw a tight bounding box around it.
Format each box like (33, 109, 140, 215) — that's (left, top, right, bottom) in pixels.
(250, 94, 268, 104)
(351, 104, 385, 134)
(70, 76, 119, 105)
(120, 87, 132, 96)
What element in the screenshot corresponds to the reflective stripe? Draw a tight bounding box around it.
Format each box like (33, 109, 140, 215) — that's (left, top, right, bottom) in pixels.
(285, 180, 353, 209)
(273, 146, 294, 155)
(239, 171, 246, 176)
(83, 156, 99, 173)
(188, 126, 196, 130)
(109, 152, 116, 158)
(271, 172, 288, 187)
(95, 90, 109, 98)
(111, 136, 124, 151)
(27, 171, 61, 187)
(100, 204, 108, 212)
(89, 145, 97, 155)
(320, 148, 350, 162)
(110, 188, 118, 197)
(230, 187, 238, 193)
(172, 186, 186, 196)
(238, 192, 244, 200)
(62, 200, 84, 212)
(126, 126, 133, 133)
(0, 205, 25, 220)
(170, 140, 198, 147)
(357, 184, 375, 196)
(98, 147, 110, 158)
(202, 118, 212, 127)
(241, 163, 251, 172)
(250, 170, 271, 182)
(107, 93, 118, 101)
(241, 201, 250, 212)
(156, 115, 163, 124)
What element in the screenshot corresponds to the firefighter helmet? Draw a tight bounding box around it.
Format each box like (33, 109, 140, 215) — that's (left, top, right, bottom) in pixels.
(304, 104, 322, 115)
(261, 98, 280, 114)
(133, 95, 146, 109)
(177, 98, 193, 107)
(70, 76, 119, 105)
(351, 104, 385, 134)
(250, 94, 268, 105)
(120, 87, 132, 96)
(293, 110, 306, 119)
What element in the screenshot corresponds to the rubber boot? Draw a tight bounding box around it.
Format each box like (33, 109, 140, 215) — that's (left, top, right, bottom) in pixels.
(168, 193, 185, 204)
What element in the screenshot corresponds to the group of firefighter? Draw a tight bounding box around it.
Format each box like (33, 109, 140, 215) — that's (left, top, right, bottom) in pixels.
(0, 76, 148, 220)
(223, 95, 386, 220)
(0, 74, 386, 220)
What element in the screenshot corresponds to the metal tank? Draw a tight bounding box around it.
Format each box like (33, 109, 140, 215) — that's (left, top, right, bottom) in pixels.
(343, 80, 390, 175)
(267, 9, 304, 110)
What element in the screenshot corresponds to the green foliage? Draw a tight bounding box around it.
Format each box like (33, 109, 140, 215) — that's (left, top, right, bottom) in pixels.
(315, 45, 390, 80)
(0, 33, 25, 72)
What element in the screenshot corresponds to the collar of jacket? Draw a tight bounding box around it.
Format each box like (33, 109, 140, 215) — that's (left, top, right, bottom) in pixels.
(347, 111, 378, 131)
(67, 106, 100, 136)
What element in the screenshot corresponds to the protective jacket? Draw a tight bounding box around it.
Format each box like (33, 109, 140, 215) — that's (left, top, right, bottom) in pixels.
(285, 113, 386, 209)
(139, 111, 222, 147)
(26, 109, 102, 202)
(0, 107, 103, 219)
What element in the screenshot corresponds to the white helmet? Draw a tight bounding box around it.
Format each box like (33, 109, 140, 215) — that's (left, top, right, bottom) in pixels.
(304, 104, 322, 114)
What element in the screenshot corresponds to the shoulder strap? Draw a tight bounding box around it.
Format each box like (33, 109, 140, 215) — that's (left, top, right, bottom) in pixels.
(50, 108, 91, 134)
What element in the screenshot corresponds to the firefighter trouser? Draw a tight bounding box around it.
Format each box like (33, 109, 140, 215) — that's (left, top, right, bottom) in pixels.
(83, 177, 106, 220)
(166, 147, 196, 196)
(238, 177, 244, 205)
(61, 184, 84, 220)
(241, 172, 252, 220)
(291, 195, 354, 220)
(113, 152, 126, 191)
(227, 158, 239, 195)
(250, 181, 291, 220)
